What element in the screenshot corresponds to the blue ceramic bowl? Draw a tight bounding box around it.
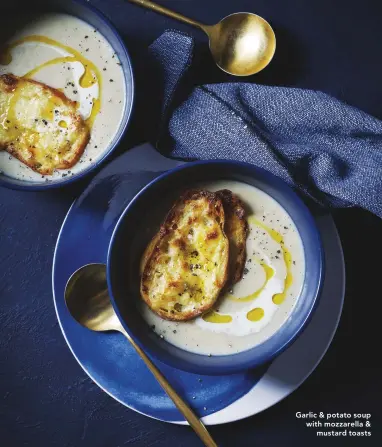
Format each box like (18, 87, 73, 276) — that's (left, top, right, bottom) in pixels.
(0, 0, 134, 190)
(107, 161, 324, 375)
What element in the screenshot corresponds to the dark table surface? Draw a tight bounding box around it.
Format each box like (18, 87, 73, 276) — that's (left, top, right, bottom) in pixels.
(1, 1, 381, 446)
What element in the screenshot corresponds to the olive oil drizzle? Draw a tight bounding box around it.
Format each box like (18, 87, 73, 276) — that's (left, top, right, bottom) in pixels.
(228, 259, 274, 302)
(204, 216, 294, 324)
(248, 217, 293, 306)
(247, 307, 264, 321)
(202, 311, 233, 324)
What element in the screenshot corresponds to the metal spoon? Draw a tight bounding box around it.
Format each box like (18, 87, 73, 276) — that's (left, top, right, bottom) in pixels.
(65, 263, 217, 447)
(128, 0, 276, 76)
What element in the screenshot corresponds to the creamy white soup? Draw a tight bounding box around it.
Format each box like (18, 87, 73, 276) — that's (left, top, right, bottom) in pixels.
(139, 180, 306, 356)
(0, 12, 126, 182)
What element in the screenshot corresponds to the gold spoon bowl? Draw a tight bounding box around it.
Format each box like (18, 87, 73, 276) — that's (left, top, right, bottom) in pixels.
(65, 263, 217, 447)
(129, 0, 276, 76)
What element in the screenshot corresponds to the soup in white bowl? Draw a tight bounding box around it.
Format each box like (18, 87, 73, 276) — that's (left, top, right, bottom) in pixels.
(0, 12, 126, 182)
(139, 180, 305, 356)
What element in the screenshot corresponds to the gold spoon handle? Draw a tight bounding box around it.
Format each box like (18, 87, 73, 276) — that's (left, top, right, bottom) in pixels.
(128, 0, 206, 31)
(121, 329, 218, 447)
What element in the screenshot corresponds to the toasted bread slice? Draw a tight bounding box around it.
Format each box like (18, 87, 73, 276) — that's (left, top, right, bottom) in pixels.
(216, 189, 248, 284)
(140, 231, 161, 276)
(0, 74, 89, 174)
(140, 190, 229, 321)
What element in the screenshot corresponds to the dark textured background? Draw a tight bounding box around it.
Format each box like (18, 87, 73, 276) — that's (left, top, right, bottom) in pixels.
(1, 1, 381, 446)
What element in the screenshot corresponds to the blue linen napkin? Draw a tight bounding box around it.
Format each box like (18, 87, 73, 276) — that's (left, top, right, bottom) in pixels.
(146, 31, 382, 217)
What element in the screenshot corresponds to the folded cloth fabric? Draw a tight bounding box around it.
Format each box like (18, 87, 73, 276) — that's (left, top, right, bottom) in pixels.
(147, 31, 382, 217)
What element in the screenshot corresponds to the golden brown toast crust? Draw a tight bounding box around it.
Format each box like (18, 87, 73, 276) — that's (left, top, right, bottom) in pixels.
(216, 189, 249, 284)
(140, 190, 229, 321)
(0, 74, 90, 175)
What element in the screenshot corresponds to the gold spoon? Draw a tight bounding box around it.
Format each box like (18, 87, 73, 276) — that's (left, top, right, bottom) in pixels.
(65, 263, 217, 447)
(128, 0, 276, 76)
